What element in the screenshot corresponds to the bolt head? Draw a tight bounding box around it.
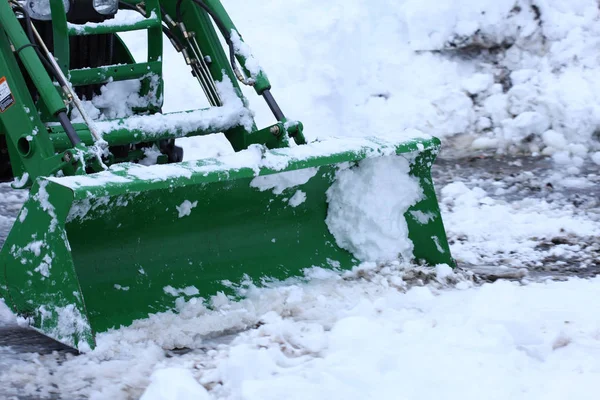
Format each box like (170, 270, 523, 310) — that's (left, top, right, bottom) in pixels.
(270, 125, 281, 136)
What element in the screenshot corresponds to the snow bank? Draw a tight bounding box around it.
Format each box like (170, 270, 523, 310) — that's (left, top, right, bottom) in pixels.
(217, 0, 600, 163)
(112, 0, 600, 164)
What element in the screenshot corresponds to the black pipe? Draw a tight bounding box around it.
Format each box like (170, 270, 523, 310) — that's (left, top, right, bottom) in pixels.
(262, 90, 285, 121)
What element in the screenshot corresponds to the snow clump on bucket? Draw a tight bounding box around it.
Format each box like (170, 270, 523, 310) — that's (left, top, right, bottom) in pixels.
(325, 156, 423, 263)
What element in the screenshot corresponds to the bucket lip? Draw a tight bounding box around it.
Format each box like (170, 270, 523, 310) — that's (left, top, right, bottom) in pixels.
(45, 135, 441, 197)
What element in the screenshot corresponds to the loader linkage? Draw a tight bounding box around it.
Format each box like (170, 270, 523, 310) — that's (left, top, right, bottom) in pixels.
(0, 0, 454, 351)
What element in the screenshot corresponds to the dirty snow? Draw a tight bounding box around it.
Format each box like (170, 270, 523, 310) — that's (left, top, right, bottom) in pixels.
(440, 181, 600, 267)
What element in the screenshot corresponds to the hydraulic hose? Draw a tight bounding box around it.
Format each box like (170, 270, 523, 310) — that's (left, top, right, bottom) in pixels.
(176, 0, 237, 73)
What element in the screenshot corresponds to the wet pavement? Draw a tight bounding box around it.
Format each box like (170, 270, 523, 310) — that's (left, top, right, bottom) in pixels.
(435, 154, 600, 279)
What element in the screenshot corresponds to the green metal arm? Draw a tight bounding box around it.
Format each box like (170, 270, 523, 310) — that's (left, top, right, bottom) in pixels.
(0, 1, 79, 185)
(199, 0, 306, 144)
(0, 0, 309, 186)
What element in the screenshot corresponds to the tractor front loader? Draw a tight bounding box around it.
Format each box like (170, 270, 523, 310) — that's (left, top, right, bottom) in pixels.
(0, 0, 454, 351)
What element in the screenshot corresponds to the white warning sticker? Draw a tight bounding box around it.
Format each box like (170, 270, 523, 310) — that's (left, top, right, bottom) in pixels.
(0, 77, 15, 113)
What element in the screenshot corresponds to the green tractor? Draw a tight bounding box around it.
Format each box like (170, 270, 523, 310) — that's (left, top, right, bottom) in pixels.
(0, 0, 453, 351)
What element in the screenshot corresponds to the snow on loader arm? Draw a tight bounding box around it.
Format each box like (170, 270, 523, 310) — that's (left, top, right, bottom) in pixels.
(0, 0, 454, 351)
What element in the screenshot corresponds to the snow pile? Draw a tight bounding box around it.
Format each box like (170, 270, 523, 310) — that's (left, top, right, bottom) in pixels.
(77, 0, 600, 165)
(218, 0, 600, 163)
(326, 156, 423, 262)
(403, 0, 535, 51)
(400, 0, 600, 159)
(111, 0, 600, 163)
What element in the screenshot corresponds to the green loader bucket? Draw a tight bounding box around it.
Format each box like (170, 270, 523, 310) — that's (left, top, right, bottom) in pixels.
(0, 136, 453, 351)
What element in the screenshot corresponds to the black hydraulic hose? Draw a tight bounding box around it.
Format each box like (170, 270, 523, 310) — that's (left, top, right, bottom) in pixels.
(190, 0, 232, 41)
(163, 25, 185, 52)
(176, 0, 184, 24)
(57, 112, 82, 146)
(189, 0, 237, 70)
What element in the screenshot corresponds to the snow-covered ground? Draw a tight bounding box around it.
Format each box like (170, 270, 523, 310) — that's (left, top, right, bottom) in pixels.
(2, 0, 600, 398)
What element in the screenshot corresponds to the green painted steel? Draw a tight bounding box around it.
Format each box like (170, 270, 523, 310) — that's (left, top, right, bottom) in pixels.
(67, 14, 162, 36)
(49, 120, 291, 152)
(0, 0, 455, 351)
(1, 137, 453, 350)
(0, 2, 69, 185)
(69, 62, 163, 87)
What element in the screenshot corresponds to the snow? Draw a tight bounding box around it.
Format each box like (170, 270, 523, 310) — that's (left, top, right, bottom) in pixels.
(250, 167, 318, 195)
(36, 304, 92, 352)
(72, 80, 148, 119)
(287, 190, 306, 207)
(32, 180, 58, 233)
(175, 200, 198, 218)
(163, 286, 200, 297)
(12, 172, 29, 188)
(218, 0, 600, 164)
(92, 76, 254, 137)
(230, 30, 263, 79)
(2, 265, 600, 399)
(326, 156, 423, 262)
(440, 181, 599, 266)
(67, 10, 152, 34)
(33, 254, 52, 278)
(140, 368, 210, 400)
(0, 299, 15, 324)
(18, 207, 28, 223)
(46, 135, 431, 189)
